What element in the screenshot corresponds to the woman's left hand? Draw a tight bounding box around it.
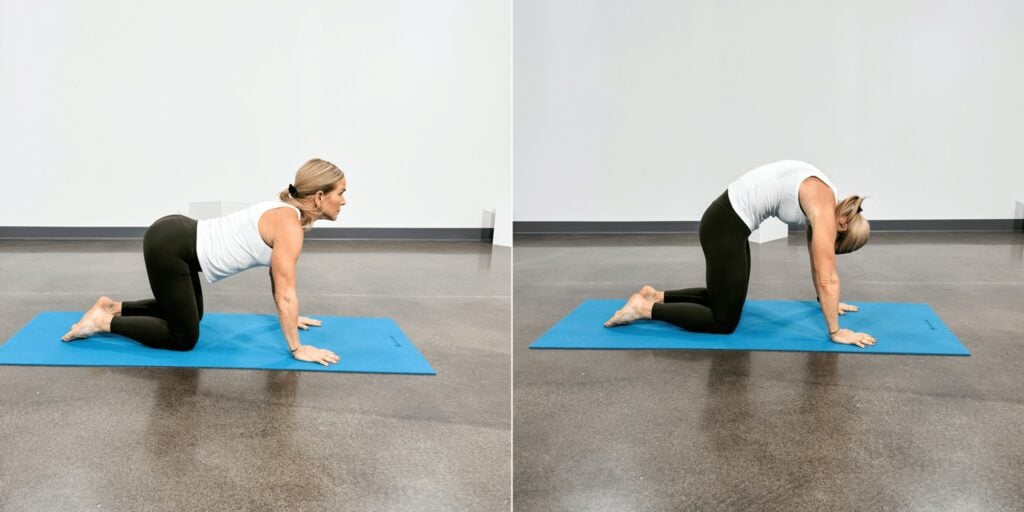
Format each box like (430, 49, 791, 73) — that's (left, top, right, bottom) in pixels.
(298, 316, 322, 330)
(839, 303, 859, 315)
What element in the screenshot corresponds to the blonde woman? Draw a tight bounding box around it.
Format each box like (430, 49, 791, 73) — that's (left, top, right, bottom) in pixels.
(62, 158, 347, 366)
(605, 160, 877, 349)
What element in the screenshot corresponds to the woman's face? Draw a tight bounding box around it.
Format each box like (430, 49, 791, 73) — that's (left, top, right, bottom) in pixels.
(317, 178, 347, 221)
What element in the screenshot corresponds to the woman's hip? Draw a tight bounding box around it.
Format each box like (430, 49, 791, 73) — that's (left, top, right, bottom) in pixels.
(699, 190, 751, 244)
(143, 215, 199, 269)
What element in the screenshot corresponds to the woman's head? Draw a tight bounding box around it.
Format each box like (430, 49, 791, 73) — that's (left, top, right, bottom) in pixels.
(835, 195, 869, 254)
(279, 158, 347, 230)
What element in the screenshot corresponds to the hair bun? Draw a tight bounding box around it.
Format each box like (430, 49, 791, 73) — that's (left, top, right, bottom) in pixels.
(288, 184, 298, 197)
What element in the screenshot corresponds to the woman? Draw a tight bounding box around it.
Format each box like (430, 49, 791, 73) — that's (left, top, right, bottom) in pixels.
(61, 158, 347, 366)
(604, 160, 877, 349)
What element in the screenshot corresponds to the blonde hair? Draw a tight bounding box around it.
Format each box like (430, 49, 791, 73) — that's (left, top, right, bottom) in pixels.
(279, 158, 345, 231)
(834, 195, 869, 254)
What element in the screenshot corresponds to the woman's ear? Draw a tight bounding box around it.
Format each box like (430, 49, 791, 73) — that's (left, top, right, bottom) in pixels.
(837, 216, 849, 233)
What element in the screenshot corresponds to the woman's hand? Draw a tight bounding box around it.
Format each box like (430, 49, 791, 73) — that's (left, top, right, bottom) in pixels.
(292, 345, 340, 366)
(830, 329, 876, 348)
(298, 316, 322, 330)
(838, 303, 859, 315)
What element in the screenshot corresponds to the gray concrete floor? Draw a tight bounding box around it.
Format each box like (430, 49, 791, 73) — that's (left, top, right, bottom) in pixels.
(513, 232, 1024, 511)
(0, 240, 510, 511)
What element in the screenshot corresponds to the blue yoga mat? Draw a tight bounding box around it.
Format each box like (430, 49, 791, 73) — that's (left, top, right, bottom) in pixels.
(0, 312, 436, 374)
(530, 300, 969, 356)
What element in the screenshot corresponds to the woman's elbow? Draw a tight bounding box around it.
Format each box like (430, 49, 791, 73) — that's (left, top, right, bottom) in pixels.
(817, 274, 839, 291)
(274, 289, 297, 305)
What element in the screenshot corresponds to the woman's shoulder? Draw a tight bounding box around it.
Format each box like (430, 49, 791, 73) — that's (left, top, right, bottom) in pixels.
(257, 202, 302, 231)
(799, 176, 837, 221)
(258, 203, 303, 251)
(254, 200, 300, 217)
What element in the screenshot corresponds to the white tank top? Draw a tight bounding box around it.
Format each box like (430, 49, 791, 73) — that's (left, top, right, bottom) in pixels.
(726, 160, 839, 232)
(195, 201, 302, 284)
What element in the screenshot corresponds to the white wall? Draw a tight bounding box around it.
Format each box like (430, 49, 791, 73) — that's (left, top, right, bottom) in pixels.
(514, 0, 1024, 222)
(0, 0, 510, 228)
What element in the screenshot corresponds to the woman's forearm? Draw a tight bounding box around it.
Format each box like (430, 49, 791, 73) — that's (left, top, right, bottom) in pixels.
(275, 290, 301, 352)
(816, 276, 841, 335)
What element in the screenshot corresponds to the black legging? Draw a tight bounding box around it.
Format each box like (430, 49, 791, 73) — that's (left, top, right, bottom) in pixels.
(651, 190, 752, 334)
(110, 214, 204, 351)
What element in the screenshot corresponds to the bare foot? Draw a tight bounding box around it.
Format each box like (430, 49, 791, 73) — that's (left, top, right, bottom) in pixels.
(604, 294, 654, 327)
(92, 296, 121, 316)
(637, 285, 662, 302)
(62, 305, 114, 341)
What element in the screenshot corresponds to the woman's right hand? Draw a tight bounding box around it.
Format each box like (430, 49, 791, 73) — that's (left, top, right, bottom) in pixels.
(292, 345, 340, 366)
(830, 329, 876, 348)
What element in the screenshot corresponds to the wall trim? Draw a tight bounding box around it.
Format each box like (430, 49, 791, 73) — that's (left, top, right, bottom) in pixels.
(514, 219, 1024, 235)
(0, 227, 494, 242)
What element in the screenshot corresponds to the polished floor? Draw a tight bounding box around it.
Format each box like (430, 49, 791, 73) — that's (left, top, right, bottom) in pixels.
(0, 239, 510, 511)
(514, 232, 1024, 511)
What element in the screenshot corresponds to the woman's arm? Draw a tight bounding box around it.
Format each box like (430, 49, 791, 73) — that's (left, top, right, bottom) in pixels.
(270, 268, 322, 331)
(807, 227, 855, 309)
(801, 180, 842, 336)
(807, 215, 842, 336)
(270, 220, 303, 353)
(802, 180, 875, 348)
(806, 227, 819, 298)
(808, 228, 874, 347)
(269, 217, 339, 365)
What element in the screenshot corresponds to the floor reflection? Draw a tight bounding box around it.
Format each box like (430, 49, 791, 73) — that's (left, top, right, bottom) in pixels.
(793, 354, 862, 505)
(691, 352, 864, 506)
(136, 369, 325, 505)
(700, 352, 753, 453)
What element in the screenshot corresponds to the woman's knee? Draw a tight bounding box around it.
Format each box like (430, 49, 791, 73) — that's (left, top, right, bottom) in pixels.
(713, 310, 742, 334)
(718, 319, 740, 334)
(170, 326, 200, 351)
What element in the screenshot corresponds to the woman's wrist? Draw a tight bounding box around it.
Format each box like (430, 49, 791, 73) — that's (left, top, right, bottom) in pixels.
(828, 327, 840, 338)
(289, 344, 301, 353)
